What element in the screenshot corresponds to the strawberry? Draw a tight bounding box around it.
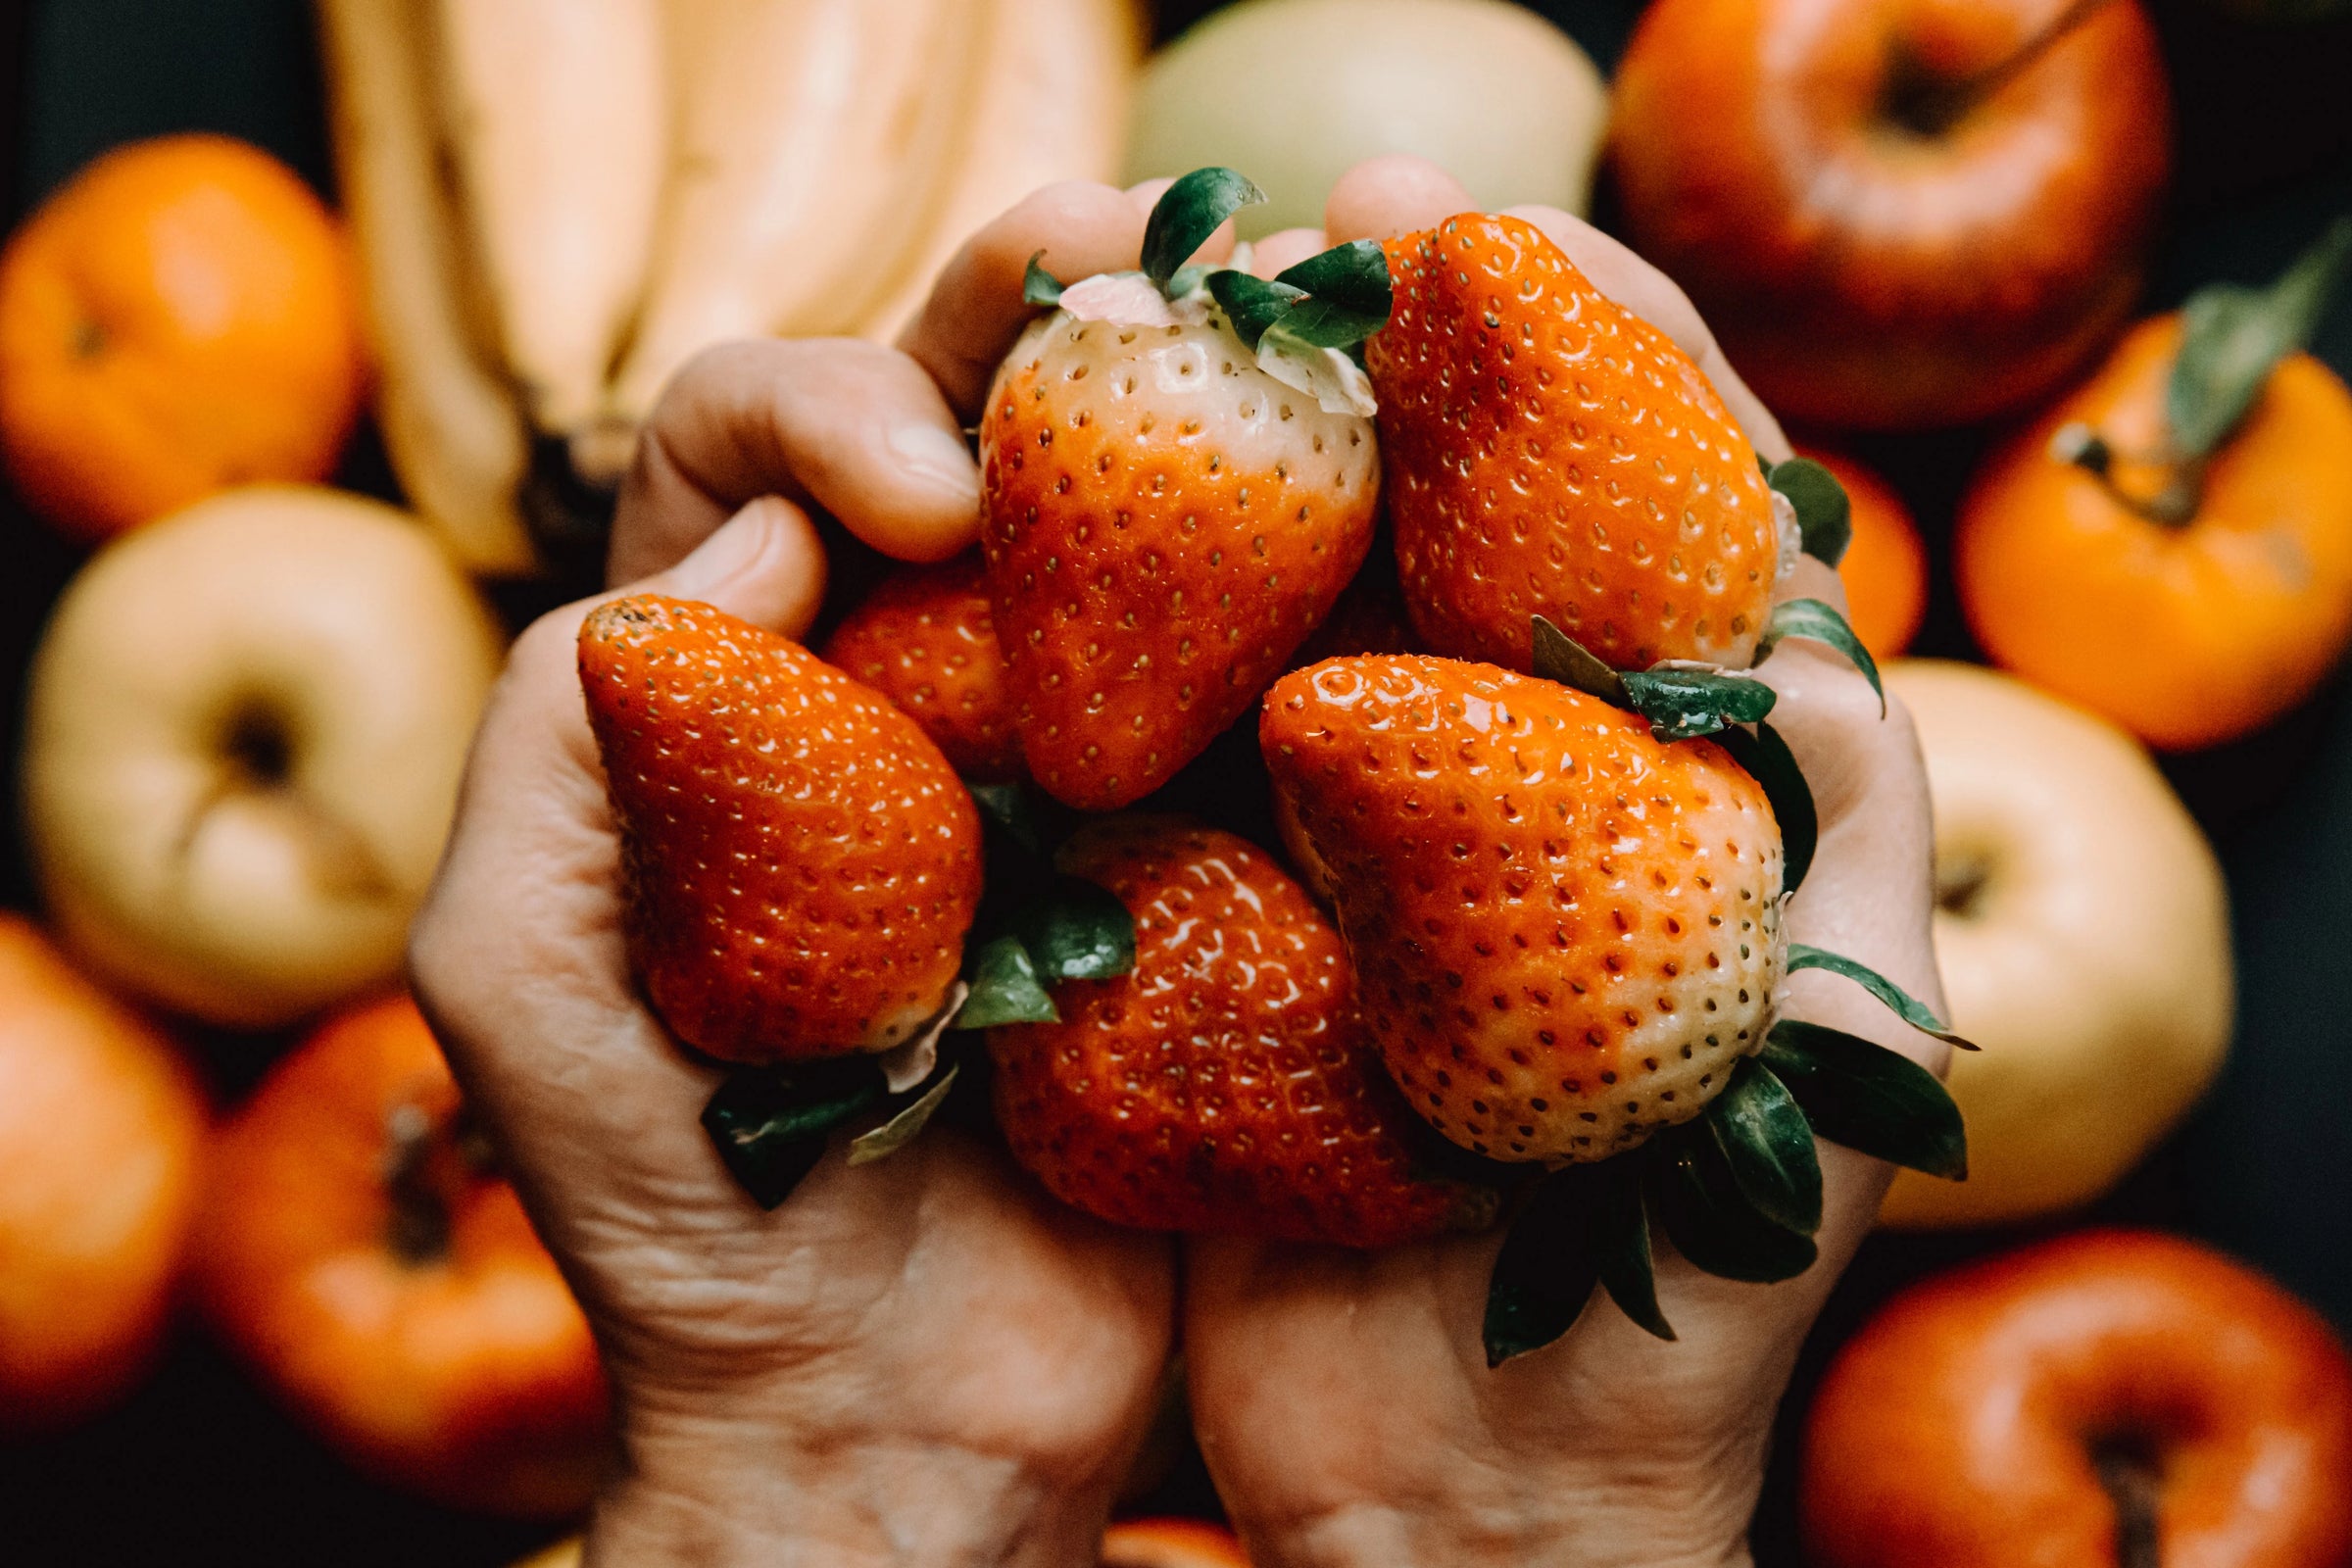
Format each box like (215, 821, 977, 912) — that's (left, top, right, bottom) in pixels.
(1260, 655, 1786, 1162)
(820, 552, 1023, 783)
(987, 816, 1495, 1248)
(1368, 214, 1786, 673)
(981, 170, 1385, 810)
(579, 595, 982, 1064)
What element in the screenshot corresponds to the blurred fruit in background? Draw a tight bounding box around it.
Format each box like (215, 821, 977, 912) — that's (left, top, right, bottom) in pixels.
(1958, 223, 2352, 751)
(853, 0, 1144, 345)
(1123, 0, 1606, 236)
(1880, 662, 2231, 1228)
(0, 133, 366, 542)
(1101, 1518, 1252, 1567)
(1802, 447, 1928, 659)
(194, 994, 611, 1517)
(1802, 1230, 2352, 1568)
(317, 0, 537, 575)
(1610, 0, 2171, 429)
(318, 0, 1140, 539)
(433, 0, 665, 442)
(21, 485, 505, 1028)
(0, 916, 207, 1433)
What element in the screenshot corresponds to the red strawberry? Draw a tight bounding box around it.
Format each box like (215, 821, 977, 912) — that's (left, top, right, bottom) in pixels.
(980, 302, 1380, 810)
(820, 552, 1023, 783)
(579, 595, 982, 1063)
(1260, 655, 1785, 1162)
(1368, 214, 1784, 673)
(988, 816, 1494, 1248)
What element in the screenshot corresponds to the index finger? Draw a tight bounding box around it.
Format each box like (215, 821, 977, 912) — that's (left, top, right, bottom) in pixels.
(1323, 156, 1790, 463)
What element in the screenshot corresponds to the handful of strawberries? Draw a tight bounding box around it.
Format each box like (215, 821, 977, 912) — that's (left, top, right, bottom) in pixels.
(577, 171, 1968, 1359)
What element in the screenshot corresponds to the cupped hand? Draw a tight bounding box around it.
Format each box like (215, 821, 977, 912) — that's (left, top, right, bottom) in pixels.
(1181, 158, 1943, 1568)
(408, 181, 1235, 1568)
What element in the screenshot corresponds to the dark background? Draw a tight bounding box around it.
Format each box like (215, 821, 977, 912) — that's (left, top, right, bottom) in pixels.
(1, 0, 2348, 1562)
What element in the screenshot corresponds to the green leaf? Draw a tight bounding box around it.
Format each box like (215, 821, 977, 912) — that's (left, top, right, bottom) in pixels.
(1206, 269, 1303, 351)
(1263, 296, 1388, 352)
(1766, 458, 1852, 566)
(847, 1063, 960, 1166)
(1164, 263, 1212, 300)
(1647, 1122, 1818, 1284)
(1483, 1167, 1603, 1366)
(1713, 720, 1817, 896)
(1786, 946, 1975, 1049)
(1591, 1160, 1674, 1341)
(1702, 1058, 1823, 1235)
(1762, 1019, 1967, 1180)
(1273, 239, 1394, 321)
(1021, 251, 1064, 308)
(1620, 667, 1779, 742)
(2169, 219, 2352, 462)
(1755, 599, 1884, 714)
(1530, 615, 1630, 702)
(968, 782, 1048, 855)
(955, 936, 1059, 1027)
(1140, 168, 1266, 286)
(1013, 873, 1136, 981)
(700, 1057, 884, 1208)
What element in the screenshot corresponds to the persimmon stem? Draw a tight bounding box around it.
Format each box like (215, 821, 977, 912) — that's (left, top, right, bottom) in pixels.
(1894, 0, 2117, 133)
(2096, 1446, 2163, 1568)
(2052, 423, 2204, 528)
(384, 1102, 452, 1265)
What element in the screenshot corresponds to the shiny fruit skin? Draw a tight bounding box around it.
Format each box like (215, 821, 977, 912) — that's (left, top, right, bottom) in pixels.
(1801, 1229, 2352, 1568)
(1611, 0, 2171, 430)
(0, 133, 366, 540)
(1956, 316, 2352, 751)
(0, 915, 207, 1432)
(981, 308, 1380, 809)
(193, 995, 611, 1517)
(990, 818, 1491, 1249)
(1368, 214, 1779, 673)
(822, 552, 1024, 782)
(1805, 447, 1928, 660)
(579, 595, 983, 1062)
(1877, 662, 2230, 1228)
(1261, 656, 1785, 1161)
(1102, 1516, 1252, 1567)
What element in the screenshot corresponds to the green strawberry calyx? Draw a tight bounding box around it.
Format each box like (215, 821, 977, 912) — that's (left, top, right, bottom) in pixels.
(696, 783, 1144, 1209)
(1484, 968, 1971, 1363)
(1023, 167, 1390, 417)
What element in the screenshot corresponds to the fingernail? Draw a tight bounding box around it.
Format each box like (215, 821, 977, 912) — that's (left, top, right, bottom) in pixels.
(888, 421, 982, 509)
(669, 499, 783, 597)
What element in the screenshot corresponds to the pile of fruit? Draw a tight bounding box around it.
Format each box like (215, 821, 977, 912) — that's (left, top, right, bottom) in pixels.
(1, 0, 2349, 1563)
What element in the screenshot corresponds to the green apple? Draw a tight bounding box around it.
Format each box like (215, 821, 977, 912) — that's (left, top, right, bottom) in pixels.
(1124, 0, 1608, 238)
(1879, 662, 2234, 1228)
(23, 485, 505, 1029)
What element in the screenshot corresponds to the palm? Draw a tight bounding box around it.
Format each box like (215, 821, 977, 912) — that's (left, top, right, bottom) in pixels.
(416, 686, 1173, 1457)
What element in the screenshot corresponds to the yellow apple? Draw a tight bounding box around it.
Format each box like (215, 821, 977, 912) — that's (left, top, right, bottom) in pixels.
(23, 485, 505, 1028)
(1124, 0, 1608, 238)
(1879, 661, 2233, 1228)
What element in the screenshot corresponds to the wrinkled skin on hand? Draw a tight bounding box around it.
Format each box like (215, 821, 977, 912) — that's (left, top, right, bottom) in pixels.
(411, 158, 1943, 1568)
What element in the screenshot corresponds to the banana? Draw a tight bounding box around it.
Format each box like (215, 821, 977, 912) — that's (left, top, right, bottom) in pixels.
(316, 0, 537, 576)
(603, 0, 995, 439)
(854, 0, 1145, 346)
(431, 0, 666, 436)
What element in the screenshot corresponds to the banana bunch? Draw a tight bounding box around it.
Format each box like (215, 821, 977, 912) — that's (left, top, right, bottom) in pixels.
(318, 0, 1143, 575)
